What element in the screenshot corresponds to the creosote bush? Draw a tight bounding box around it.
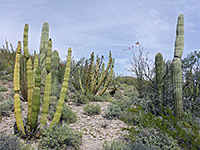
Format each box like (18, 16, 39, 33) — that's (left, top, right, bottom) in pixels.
(83, 104, 101, 115)
(39, 125, 82, 150)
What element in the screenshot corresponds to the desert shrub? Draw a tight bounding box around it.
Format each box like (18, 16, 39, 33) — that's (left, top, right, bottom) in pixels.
(0, 98, 14, 117)
(103, 140, 131, 150)
(72, 91, 89, 105)
(129, 127, 181, 150)
(0, 84, 8, 92)
(103, 139, 157, 150)
(125, 106, 200, 150)
(83, 104, 101, 115)
(0, 132, 29, 150)
(60, 105, 77, 124)
(39, 125, 82, 150)
(105, 104, 121, 119)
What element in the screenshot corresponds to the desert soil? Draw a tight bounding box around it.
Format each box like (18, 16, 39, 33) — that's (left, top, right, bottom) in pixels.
(0, 81, 129, 150)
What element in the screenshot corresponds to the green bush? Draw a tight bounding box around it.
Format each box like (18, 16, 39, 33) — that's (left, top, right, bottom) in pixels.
(103, 140, 130, 150)
(83, 104, 101, 115)
(0, 93, 4, 102)
(105, 104, 121, 119)
(60, 105, 77, 124)
(0, 98, 14, 117)
(125, 106, 200, 150)
(39, 125, 82, 150)
(129, 127, 181, 150)
(103, 140, 157, 150)
(0, 132, 29, 150)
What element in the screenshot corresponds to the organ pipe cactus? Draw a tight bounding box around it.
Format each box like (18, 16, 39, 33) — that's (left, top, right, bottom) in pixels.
(172, 14, 184, 117)
(13, 23, 72, 137)
(155, 52, 164, 96)
(78, 51, 114, 96)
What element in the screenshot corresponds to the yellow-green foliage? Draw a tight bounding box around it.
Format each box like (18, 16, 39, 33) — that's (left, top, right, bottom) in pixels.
(50, 48, 72, 128)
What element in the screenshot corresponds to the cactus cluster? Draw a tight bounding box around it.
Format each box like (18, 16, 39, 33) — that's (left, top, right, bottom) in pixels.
(13, 23, 72, 137)
(79, 51, 114, 96)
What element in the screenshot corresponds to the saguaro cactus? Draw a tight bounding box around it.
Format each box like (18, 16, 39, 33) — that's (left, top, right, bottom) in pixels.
(155, 52, 164, 96)
(172, 14, 184, 117)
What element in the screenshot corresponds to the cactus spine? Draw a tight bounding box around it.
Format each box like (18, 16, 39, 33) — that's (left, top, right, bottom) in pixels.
(172, 14, 184, 117)
(14, 41, 25, 134)
(155, 52, 164, 96)
(50, 48, 72, 128)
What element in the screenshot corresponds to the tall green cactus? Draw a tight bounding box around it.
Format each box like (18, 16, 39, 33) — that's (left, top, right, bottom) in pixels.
(172, 14, 184, 117)
(155, 52, 164, 96)
(39, 22, 49, 98)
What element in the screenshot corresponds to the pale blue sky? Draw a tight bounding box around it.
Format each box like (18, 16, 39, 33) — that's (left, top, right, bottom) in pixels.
(0, 0, 200, 75)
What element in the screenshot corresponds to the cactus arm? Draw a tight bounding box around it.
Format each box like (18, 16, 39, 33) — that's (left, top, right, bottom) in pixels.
(39, 22, 49, 98)
(40, 73, 51, 126)
(23, 24, 29, 59)
(40, 39, 52, 126)
(14, 93, 25, 134)
(78, 69, 84, 93)
(155, 52, 164, 96)
(27, 59, 33, 126)
(94, 51, 112, 94)
(89, 52, 94, 93)
(13, 41, 25, 134)
(51, 50, 60, 96)
(98, 66, 114, 96)
(30, 67, 41, 129)
(50, 48, 72, 128)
